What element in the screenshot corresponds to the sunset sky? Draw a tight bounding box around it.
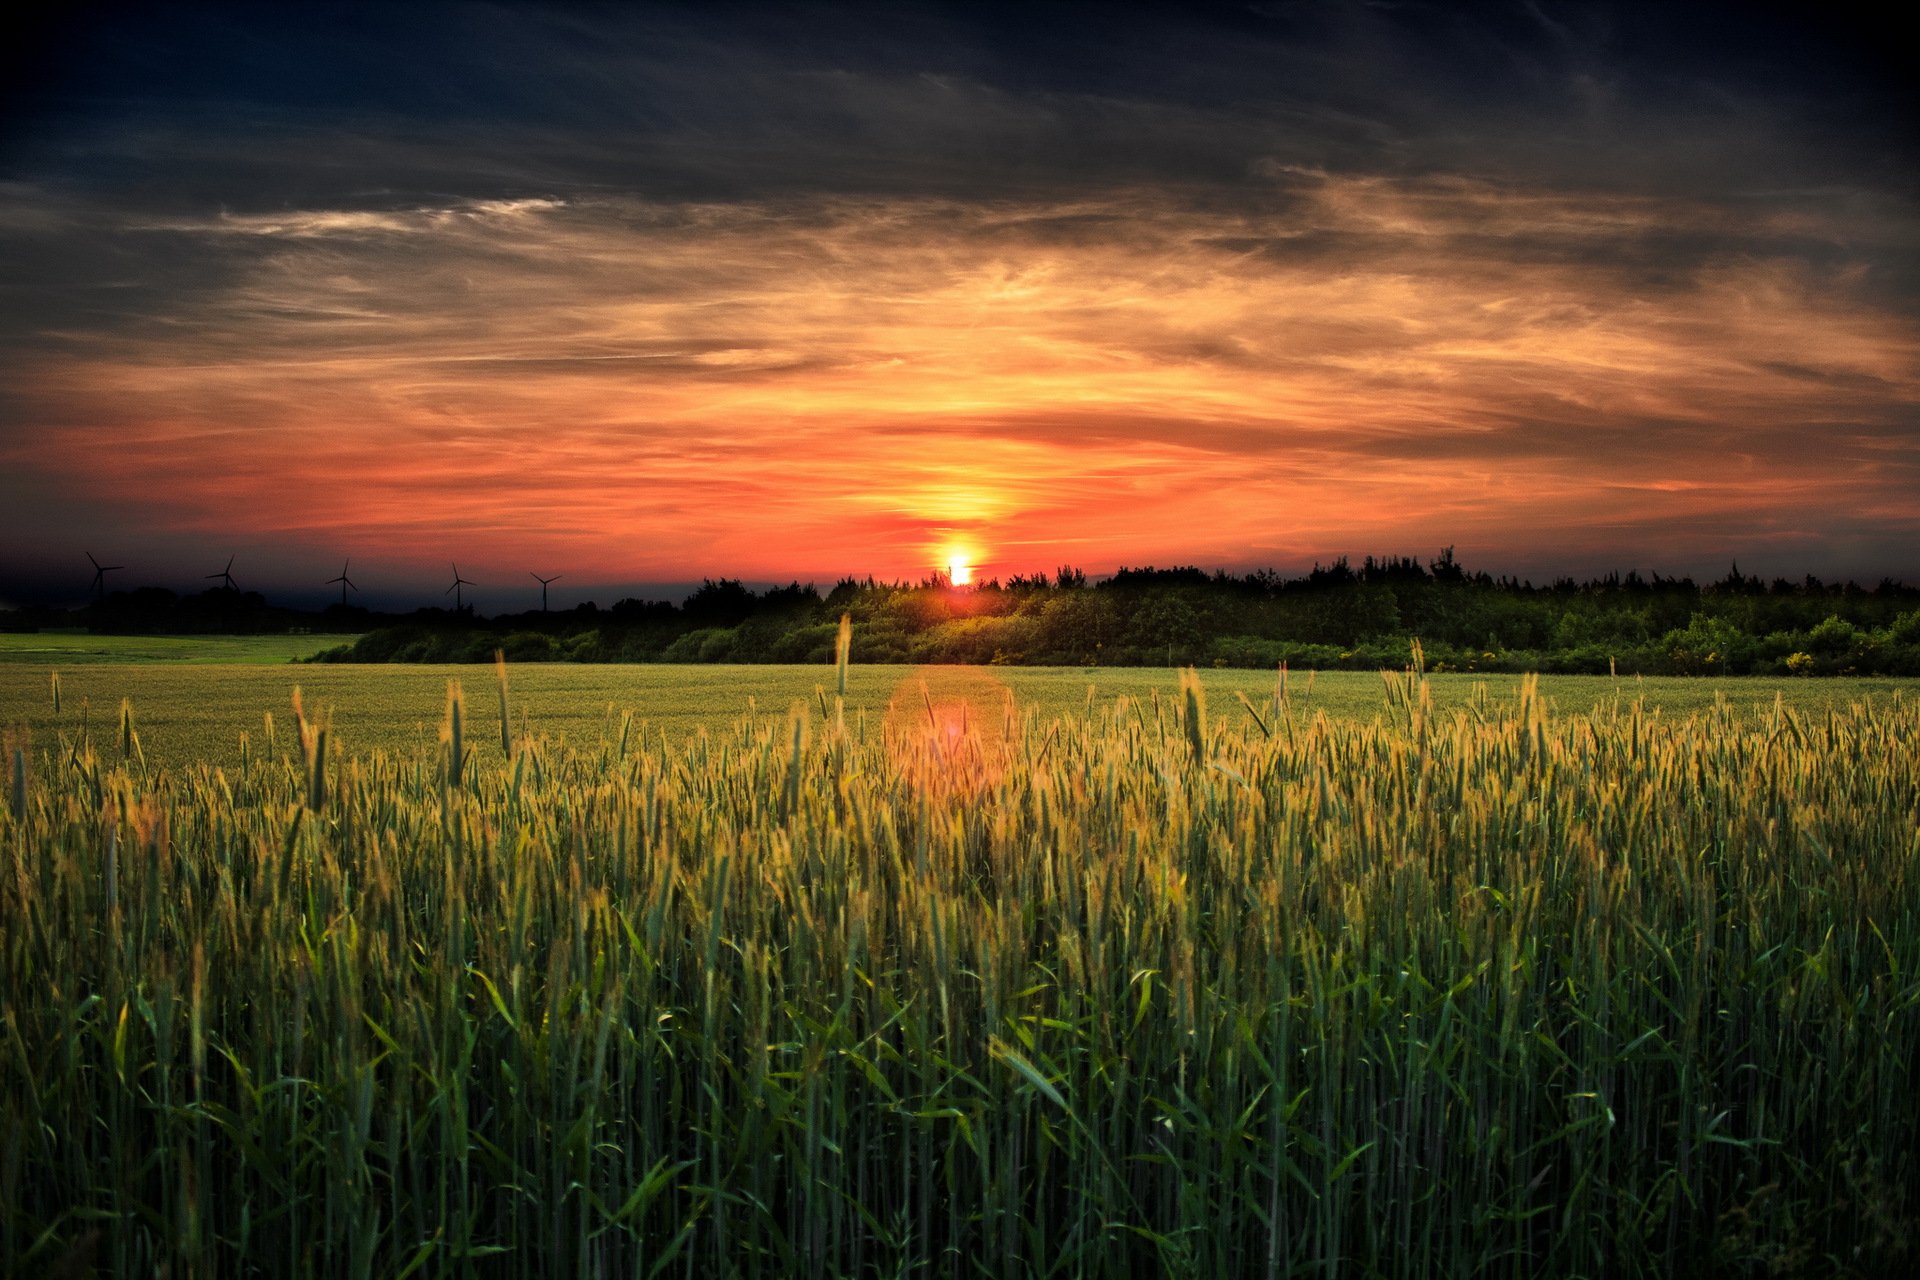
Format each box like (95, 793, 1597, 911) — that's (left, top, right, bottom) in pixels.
(2, 2, 1914, 608)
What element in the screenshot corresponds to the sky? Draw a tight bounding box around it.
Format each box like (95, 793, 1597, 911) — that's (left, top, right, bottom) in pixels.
(1, 1, 1914, 609)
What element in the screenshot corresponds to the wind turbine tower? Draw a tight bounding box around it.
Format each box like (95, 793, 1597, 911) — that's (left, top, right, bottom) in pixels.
(205, 555, 238, 592)
(531, 571, 562, 612)
(86, 552, 123, 601)
(326, 559, 358, 606)
(447, 563, 475, 612)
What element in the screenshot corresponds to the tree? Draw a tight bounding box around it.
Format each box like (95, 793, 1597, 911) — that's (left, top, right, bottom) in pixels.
(682, 578, 757, 626)
(1038, 592, 1116, 660)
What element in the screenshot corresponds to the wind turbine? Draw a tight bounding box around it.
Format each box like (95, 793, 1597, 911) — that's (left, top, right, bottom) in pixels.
(205, 555, 238, 592)
(447, 563, 475, 611)
(325, 559, 358, 606)
(86, 552, 123, 600)
(531, 571, 561, 612)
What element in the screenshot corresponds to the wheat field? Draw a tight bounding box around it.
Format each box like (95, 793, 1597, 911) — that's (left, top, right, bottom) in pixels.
(2, 663, 1916, 1277)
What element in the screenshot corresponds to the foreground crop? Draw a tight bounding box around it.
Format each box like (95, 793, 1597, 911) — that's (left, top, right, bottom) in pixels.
(2, 678, 1916, 1277)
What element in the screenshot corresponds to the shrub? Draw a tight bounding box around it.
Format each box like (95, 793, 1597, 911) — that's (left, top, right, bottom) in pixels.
(1660, 614, 1755, 675)
(499, 631, 559, 662)
(1807, 615, 1859, 657)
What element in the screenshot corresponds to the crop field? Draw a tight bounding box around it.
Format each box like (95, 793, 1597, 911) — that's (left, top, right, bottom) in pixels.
(1, 658, 1914, 774)
(2, 657, 1917, 1277)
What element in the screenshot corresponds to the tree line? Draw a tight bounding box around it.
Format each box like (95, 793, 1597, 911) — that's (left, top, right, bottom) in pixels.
(298, 550, 1920, 675)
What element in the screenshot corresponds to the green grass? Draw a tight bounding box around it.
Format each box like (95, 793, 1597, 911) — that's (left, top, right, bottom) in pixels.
(1, 661, 1916, 1277)
(1, 661, 1914, 773)
(0, 632, 359, 665)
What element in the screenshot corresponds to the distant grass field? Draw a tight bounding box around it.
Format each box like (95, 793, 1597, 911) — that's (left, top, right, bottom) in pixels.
(0, 658, 1914, 772)
(0, 632, 358, 664)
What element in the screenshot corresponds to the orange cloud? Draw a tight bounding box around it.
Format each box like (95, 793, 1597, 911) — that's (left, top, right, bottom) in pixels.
(5, 178, 1916, 587)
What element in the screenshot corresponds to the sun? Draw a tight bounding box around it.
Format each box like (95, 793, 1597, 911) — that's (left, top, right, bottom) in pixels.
(946, 551, 973, 586)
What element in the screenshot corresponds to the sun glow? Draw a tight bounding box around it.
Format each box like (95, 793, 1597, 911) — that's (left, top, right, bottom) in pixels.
(13, 179, 1916, 585)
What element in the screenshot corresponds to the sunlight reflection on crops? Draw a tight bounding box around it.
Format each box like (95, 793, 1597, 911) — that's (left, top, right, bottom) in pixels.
(881, 667, 1013, 799)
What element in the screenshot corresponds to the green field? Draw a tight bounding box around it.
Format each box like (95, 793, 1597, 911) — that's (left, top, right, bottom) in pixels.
(2, 658, 1915, 773)
(0, 632, 359, 665)
(2, 659, 1917, 1276)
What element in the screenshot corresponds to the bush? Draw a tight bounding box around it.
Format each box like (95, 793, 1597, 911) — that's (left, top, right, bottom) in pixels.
(1807, 615, 1859, 657)
(345, 626, 433, 662)
(560, 630, 605, 662)
(1209, 635, 1286, 668)
(662, 628, 737, 662)
(1539, 645, 1617, 675)
(911, 616, 1041, 664)
(1660, 614, 1756, 675)
(453, 636, 503, 663)
(303, 643, 356, 663)
(764, 622, 840, 663)
(498, 632, 558, 662)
